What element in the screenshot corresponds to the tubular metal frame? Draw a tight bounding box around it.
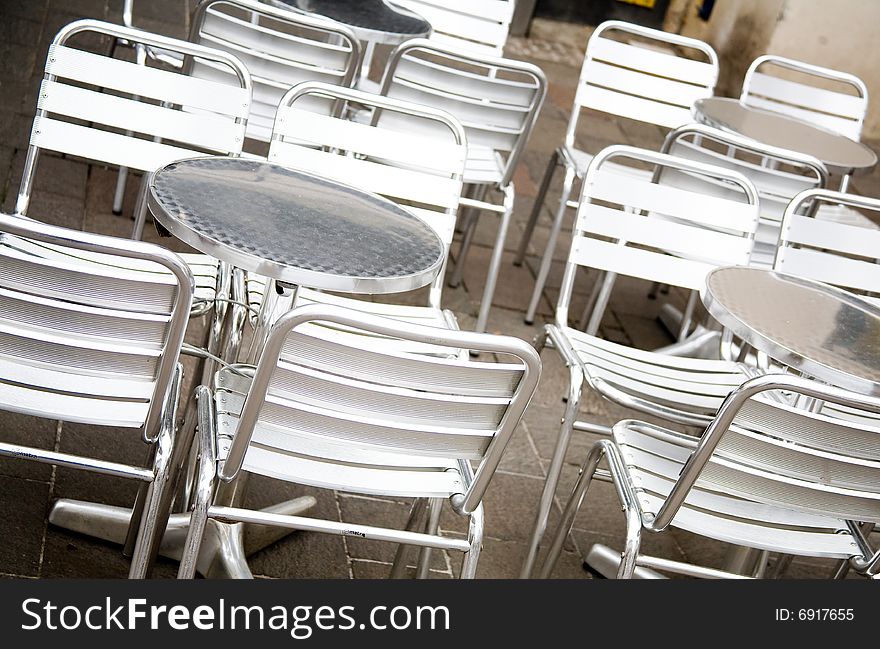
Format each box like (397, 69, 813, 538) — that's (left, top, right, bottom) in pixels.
(540, 373, 880, 579)
(519, 145, 762, 578)
(517, 20, 719, 324)
(380, 38, 547, 334)
(177, 303, 541, 579)
(0, 211, 195, 578)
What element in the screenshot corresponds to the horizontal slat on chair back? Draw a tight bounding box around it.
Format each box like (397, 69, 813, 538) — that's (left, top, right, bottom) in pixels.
(777, 213, 880, 295)
(193, 2, 358, 140)
(392, 0, 513, 55)
(229, 323, 525, 463)
(744, 71, 865, 140)
(0, 228, 184, 428)
(269, 103, 464, 246)
(570, 159, 757, 291)
(577, 34, 716, 128)
(36, 43, 247, 170)
(385, 49, 542, 155)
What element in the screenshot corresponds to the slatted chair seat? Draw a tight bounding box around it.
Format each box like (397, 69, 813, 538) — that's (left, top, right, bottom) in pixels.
(176, 304, 541, 580)
(390, 0, 514, 57)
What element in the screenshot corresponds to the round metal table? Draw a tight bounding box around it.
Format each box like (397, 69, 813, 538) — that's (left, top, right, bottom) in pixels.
(693, 97, 878, 177)
(274, 0, 431, 45)
(701, 265, 880, 396)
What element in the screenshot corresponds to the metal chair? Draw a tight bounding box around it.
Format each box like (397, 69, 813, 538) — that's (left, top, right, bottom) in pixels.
(390, 0, 515, 56)
(520, 145, 762, 577)
(242, 80, 467, 353)
(540, 373, 880, 579)
(18, 19, 251, 375)
(189, 0, 362, 144)
(517, 20, 719, 324)
(380, 38, 546, 334)
(0, 211, 194, 578)
(741, 55, 869, 142)
(176, 303, 541, 579)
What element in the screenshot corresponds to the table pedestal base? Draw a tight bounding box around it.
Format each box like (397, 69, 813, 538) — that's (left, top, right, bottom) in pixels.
(48, 496, 316, 578)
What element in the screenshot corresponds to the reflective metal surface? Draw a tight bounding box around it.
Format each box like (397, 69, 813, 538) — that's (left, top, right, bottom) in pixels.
(149, 157, 444, 294)
(271, 0, 431, 43)
(702, 266, 880, 395)
(694, 97, 878, 174)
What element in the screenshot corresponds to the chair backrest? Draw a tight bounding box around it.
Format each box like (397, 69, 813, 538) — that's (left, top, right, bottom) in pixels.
(391, 0, 514, 56)
(0, 212, 193, 438)
(269, 81, 468, 307)
(643, 373, 880, 531)
(566, 20, 718, 152)
(775, 189, 880, 301)
(380, 38, 546, 188)
(189, 0, 362, 142)
(662, 123, 827, 266)
(558, 145, 760, 330)
(17, 19, 252, 216)
(218, 303, 541, 514)
(741, 55, 869, 141)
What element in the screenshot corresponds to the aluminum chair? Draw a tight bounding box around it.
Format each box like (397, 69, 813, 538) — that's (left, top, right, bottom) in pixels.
(741, 55, 869, 142)
(390, 0, 515, 56)
(242, 80, 467, 354)
(517, 20, 719, 324)
(0, 211, 194, 578)
(520, 145, 762, 577)
(189, 0, 362, 143)
(540, 373, 880, 579)
(380, 38, 546, 334)
(19, 19, 252, 374)
(177, 303, 541, 579)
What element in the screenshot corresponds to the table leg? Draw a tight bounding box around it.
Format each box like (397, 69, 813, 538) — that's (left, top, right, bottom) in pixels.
(246, 280, 298, 364)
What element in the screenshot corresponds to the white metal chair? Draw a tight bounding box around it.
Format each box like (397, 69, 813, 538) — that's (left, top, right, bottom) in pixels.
(18, 19, 252, 372)
(517, 20, 719, 324)
(540, 373, 880, 579)
(176, 303, 541, 579)
(0, 211, 194, 578)
(741, 55, 869, 142)
(380, 38, 546, 333)
(520, 145, 763, 577)
(189, 0, 362, 144)
(390, 0, 515, 56)
(242, 81, 467, 351)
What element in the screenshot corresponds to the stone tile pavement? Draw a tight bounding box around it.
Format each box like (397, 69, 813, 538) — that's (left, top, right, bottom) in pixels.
(1, 1, 879, 580)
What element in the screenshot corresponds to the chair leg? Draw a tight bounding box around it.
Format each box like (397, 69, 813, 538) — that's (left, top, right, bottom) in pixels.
(525, 164, 576, 325)
(449, 184, 488, 289)
(475, 187, 514, 334)
(538, 440, 607, 578)
(520, 363, 584, 578)
(416, 498, 443, 579)
(460, 504, 484, 579)
(131, 172, 154, 240)
(515, 149, 560, 266)
(617, 507, 643, 579)
(113, 167, 129, 216)
(122, 443, 158, 557)
(390, 498, 428, 579)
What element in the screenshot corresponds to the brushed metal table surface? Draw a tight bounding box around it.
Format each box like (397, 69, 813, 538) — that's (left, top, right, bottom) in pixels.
(701, 266, 880, 395)
(268, 0, 431, 44)
(148, 157, 444, 294)
(694, 97, 878, 175)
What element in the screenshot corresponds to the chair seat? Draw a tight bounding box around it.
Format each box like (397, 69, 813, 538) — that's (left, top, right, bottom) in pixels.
(816, 203, 879, 229)
(464, 144, 504, 185)
(566, 146, 654, 180)
(613, 421, 861, 559)
(213, 368, 466, 499)
(245, 273, 462, 357)
(564, 327, 756, 421)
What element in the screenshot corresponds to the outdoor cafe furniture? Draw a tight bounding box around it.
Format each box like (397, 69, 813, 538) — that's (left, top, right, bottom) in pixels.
(18, 19, 252, 379)
(245, 81, 467, 340)
(381, 38, 547, 334)
(0, 211, 193, 578)
(390, 0, 515, 56)
(176, 303, 542, 579)
(519, 145, 763, 578)
(517, 20, 720, 325)
(189, 0, 363, 143)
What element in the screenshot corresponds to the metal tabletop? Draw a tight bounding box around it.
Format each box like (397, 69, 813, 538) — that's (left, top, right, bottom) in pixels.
(701, 266, 880, 396)
(269, 0, 431, 45)
(693, 97, 878, 175)
(148, 157, 444, 294)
